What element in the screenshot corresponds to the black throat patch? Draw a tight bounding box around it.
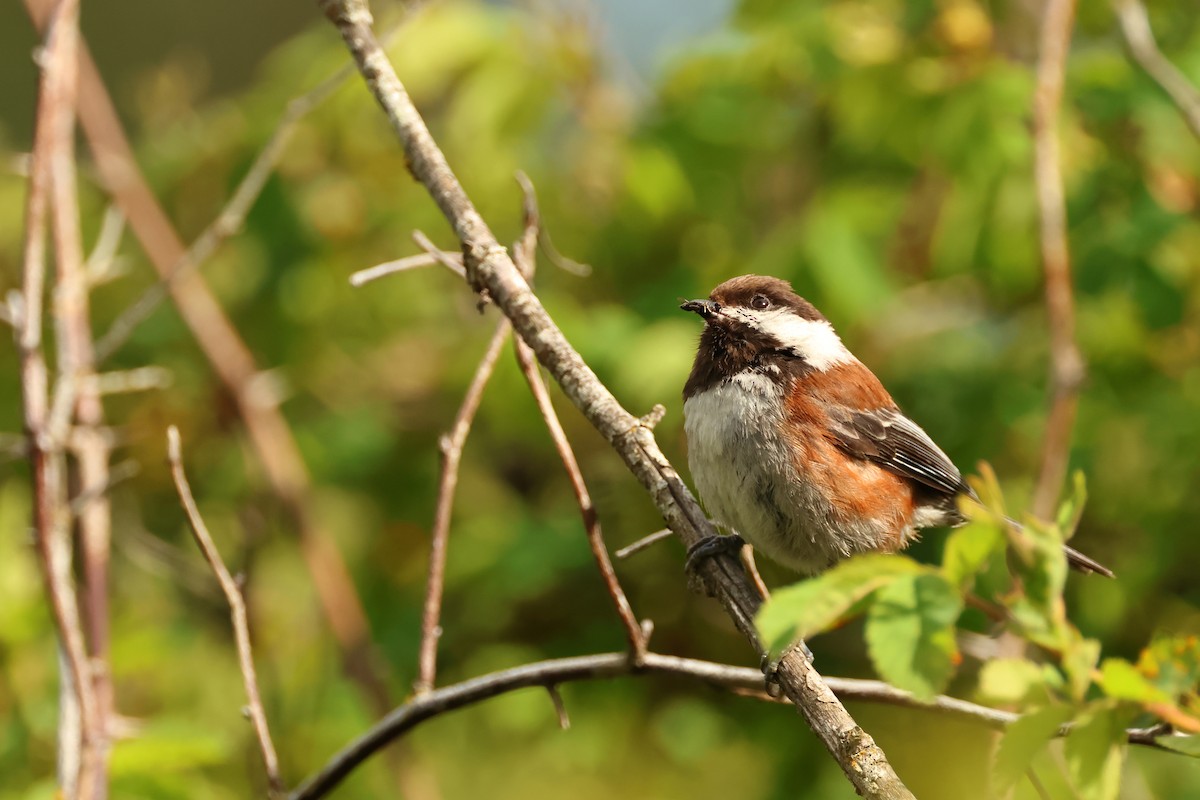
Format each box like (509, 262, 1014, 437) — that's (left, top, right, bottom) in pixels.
(682, 323, 812, 399)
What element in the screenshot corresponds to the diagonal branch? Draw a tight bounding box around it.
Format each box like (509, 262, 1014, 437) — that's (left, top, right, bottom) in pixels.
(414, 318, 511, 694)
(1031, 0, 1085, 521)
(1115, 0, 1200, 140)
(318, 2, 914, 797)
(167, 427, 283, 798)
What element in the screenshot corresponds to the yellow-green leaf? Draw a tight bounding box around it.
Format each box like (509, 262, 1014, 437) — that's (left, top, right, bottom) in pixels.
(755, 554, 924, 653)
(864, 572, 962, 700)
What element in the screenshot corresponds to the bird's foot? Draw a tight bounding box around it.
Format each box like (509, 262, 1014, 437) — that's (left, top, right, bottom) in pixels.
(684, 533, 746, 576)
(761, 640, 814, 698)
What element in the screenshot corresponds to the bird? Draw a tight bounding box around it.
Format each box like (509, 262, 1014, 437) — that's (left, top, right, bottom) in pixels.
(680, 274, 1112, 579)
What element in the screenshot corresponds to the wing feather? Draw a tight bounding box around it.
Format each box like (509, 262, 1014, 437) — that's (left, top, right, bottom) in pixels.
(827, 406, 965, 497)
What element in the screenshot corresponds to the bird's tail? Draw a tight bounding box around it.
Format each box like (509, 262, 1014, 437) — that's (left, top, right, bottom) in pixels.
(1063, 543, 1115, 578)
(1001, 515, 1114, 578)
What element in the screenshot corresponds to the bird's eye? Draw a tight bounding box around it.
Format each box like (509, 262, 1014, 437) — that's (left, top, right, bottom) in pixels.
(751, 294, 771, 310)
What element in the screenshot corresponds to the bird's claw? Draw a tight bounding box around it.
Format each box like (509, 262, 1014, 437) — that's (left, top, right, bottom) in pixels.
(684, 533, 746, 576)
(761, 640, 814, 697)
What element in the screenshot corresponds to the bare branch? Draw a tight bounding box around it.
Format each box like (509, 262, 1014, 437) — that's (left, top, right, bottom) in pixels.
(22, 0, 391, 712)
(19, 1, 104, 795)
(290, 650, 1175, 800)
(615, 528, 673, 560)
(349, 253, 443, 287)
(411, 230, 469, 279)
(1115, 0, 1200, 140)
(47, 4, 117, 769)
(414, 319, 512, 695)
(1031, 0, 1085, 520)
(88, 366, 172, 395)
(318, 2, 914, 796)
(167, 426, 283, 798)
(509, 175, 646, 660)
(83, 206, 126, 287)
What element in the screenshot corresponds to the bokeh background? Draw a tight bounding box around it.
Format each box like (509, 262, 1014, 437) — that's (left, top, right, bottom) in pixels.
(3, 0, 1200, 797)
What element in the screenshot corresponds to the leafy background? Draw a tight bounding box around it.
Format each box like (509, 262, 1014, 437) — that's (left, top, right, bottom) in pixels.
(2, 0, 1200, 798)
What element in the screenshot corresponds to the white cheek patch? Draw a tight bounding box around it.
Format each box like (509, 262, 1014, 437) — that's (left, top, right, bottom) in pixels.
(723, 306, 852, 370)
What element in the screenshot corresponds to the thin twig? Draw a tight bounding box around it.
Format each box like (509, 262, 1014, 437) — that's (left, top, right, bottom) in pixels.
(1115, 0, 1200, 140)
(1027, 767, 1052, 800)
(349, 253, 442, 286)
(615, 528, 673, 560)
(83, 206, 126, 286)
(414, 319, 512, 695)
(88, 366, 172, 395)
(23, 0, 390, 713)
(167, 426, 283, 798)
(289, 650, 1173, 800)
(1031, 0, 1085, 521)
(320, 2, 913, 796)
(411, 231, 469, 278)
(545, 685, 570, 730)
(509, 175, 646, 661)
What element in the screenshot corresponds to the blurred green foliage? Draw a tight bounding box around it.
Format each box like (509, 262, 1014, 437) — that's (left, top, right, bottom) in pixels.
(3, 0, 1200, 798)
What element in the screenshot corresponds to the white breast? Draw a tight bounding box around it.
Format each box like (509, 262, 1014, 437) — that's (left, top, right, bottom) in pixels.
(683, 371, 888, 574)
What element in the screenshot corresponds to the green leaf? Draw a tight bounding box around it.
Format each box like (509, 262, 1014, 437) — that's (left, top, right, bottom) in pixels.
(992, 704, 1075, 798)
(1061, 634, 1103, 702)
(1099, 658, 1172, 704)
(755, 554, 924, 652)
(942, 517, 1004, 588)
(1137, 635, 1200, 697)
(1154, 734, 1200, 757)
(1065, 705, 1130, 800)
(978, 658, 1053, 706)
(1011, 515, 1068, 615)
(1055, 471, 1088, 539)
(864, 572, 963, 700)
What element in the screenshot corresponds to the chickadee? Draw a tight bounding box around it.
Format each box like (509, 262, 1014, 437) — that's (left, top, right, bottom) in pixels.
(681, 274, 1112, 578)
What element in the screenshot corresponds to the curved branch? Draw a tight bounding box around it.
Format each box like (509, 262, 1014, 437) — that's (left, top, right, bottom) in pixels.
(1115, 0, 1200, 140)
(168, 427, 283, 797)
(290, 651, 1176, 800)
(317, 2, 913, 797)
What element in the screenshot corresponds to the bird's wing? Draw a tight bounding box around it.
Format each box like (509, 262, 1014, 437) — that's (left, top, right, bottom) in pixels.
(826, 406, 965, 497)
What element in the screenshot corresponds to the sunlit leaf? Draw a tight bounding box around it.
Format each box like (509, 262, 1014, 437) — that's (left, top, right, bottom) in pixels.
(978, 658, 1054, 706)
(1154, 734, 1200, 758)
(1061, 634, 1103, 702)
(1099, 658, 1171, 704)
(1065, 705, 1130, 800)
(864, 572, 962, 700)
(993, 704, 1075, 799)
(755, 554, 925, 652)
(942, 517, 1004, 588)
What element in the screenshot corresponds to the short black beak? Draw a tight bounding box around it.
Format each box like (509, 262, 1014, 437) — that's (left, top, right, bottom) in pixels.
(680, 298, 720, 318)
